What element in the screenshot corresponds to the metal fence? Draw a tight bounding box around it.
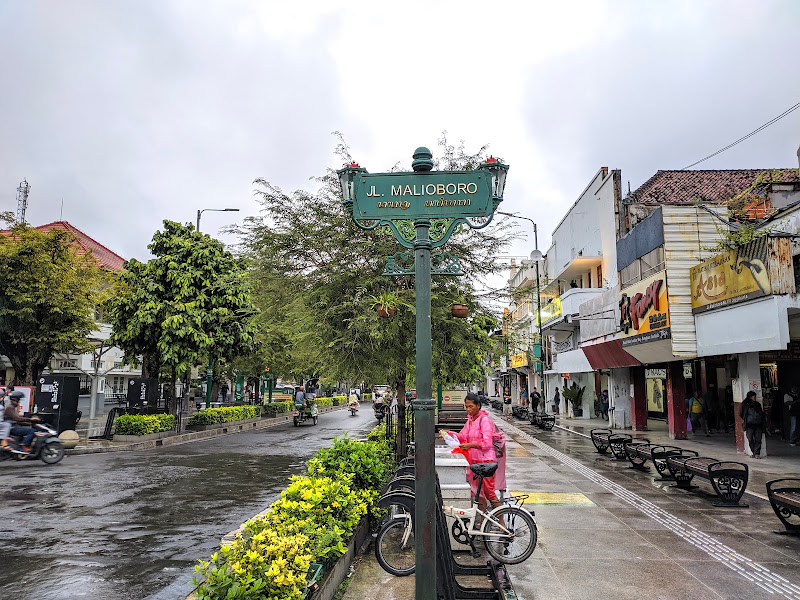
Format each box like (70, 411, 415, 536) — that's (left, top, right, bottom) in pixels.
(386, 400, 415, 461)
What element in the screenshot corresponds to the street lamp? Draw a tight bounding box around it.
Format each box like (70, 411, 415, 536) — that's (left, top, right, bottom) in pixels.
(497, 211, 544, 398)
(195, 207, 240, 409)
(196, 208, 240, 232)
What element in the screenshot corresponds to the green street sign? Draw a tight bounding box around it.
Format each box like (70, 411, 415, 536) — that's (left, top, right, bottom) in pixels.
(352, 171, 493, 220)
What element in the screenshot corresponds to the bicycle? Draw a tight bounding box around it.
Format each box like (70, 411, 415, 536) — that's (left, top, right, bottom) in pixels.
(374, 462, 537, 576)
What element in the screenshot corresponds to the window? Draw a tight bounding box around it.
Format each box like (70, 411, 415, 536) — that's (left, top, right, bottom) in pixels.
(620, 246, 665, 288)
(597, 265, 603, 287)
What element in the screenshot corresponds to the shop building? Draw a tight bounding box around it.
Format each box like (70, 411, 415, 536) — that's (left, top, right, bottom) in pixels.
(617, 168, 800, 441)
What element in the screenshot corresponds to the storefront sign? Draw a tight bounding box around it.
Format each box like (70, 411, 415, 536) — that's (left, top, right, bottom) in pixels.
(511, 352, 528, 368)
(620, 271, 671, 347)
(645, 368, 667, 379)
(683, 362, 693, 378)
(539, 297, 562, 325)
(689, 237, 770, 314)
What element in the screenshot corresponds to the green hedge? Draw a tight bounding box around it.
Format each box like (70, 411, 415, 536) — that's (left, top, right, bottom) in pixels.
(262, 401, 293, 416)
(114, 414, 175, 436)
(188, 405, 260, 426)
(332, 395, 346, 406)
(193, 424, 394, 600)
(315, 396, 333, 407)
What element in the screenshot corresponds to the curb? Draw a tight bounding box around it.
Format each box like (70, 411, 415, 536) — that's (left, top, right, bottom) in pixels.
(67, 405, 350, 455)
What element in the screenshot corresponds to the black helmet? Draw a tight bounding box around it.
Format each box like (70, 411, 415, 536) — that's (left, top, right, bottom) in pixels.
(9, 391, 23, 401)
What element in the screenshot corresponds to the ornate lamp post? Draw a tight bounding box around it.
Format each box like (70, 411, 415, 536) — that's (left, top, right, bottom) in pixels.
(338, 148, 508, 600)
(196, 207, 240, 409)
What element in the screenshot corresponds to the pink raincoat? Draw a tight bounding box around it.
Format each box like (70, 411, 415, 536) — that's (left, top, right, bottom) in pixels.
(456, 409, 504, 500)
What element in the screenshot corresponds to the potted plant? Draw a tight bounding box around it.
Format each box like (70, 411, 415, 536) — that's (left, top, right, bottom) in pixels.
(451, 302, 469, 318)
(562, 382, 585, 418)
(369, 291, 400, 318)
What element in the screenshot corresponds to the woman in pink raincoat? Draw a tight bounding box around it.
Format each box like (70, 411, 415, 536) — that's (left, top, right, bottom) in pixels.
(455, 393, 506, 513)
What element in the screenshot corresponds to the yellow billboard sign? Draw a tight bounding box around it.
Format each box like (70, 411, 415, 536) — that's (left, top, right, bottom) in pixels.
(620, 271, 670, 347)
(689, 237, 770, 314)
(511, 352, 528, 368)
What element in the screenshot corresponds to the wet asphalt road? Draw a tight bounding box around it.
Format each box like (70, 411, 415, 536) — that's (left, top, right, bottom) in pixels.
(0, 407, 376, 600)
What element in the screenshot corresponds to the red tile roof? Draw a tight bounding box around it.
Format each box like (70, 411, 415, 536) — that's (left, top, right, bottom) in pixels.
(627, 169, 799, 206)
(34, 221, 126, 271)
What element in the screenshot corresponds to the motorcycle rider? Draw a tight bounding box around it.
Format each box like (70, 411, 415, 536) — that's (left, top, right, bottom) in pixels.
(0, 388, 11, 450)
(4, 392, 38, 454)
(348, 390, 360, 411)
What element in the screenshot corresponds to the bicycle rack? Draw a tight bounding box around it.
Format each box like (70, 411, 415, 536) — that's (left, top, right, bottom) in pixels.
(380, 463, 505, 599)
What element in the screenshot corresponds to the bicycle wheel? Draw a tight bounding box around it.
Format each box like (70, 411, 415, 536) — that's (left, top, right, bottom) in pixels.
(375, 516, 415, 576)
(482, 506, 537, 564)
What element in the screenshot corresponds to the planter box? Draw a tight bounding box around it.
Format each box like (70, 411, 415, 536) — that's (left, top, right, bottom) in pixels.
(185, 416, 262, 432)
(187, 516, 369, 600)
(113, 431, 175, 443)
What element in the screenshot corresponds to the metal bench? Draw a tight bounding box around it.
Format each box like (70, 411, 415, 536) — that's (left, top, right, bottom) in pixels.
(766, 479, 800, 535)
(529, 411, 555, 431)
(623, 440, 687, 480)
(665, 452, 748, 507)
(590, 428, 632, 459)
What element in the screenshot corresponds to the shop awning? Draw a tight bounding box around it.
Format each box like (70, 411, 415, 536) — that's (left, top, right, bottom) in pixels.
(582, 339, 641, 370)
(551, 349, 594, 374)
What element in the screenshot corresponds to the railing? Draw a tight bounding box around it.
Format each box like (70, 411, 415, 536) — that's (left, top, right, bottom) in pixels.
(385, 400, 415, 461)
(511, 298, 533, 322)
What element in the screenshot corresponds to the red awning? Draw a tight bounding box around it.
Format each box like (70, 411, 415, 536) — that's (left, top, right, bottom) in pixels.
(582, 339, 641, 370)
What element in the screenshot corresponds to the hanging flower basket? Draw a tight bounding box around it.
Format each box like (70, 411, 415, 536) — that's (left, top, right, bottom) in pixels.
(377, 305, 395, 318)
(451, 303, 469, 318)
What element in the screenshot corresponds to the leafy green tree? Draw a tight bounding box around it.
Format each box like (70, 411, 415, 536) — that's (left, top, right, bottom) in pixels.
(235, 134, 510, 395)
(109, 221, 257, 400)
(0, 225, 101, 385)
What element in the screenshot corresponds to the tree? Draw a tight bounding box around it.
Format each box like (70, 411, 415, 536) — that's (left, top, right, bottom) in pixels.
(0, 224, 101, 385)
(109, 221, 257, 403)
(235, 134, 511, 395)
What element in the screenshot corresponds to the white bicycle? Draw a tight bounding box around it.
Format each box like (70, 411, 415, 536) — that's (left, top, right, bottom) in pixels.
(374, 462, 537, 576)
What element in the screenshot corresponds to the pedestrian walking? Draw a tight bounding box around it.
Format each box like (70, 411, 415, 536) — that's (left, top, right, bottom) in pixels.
(601, 390, 609, 420)
(787, 386, 800, 445)
(688, 392, 709, 436)
(519, 387, 529, 408)
(502, 386, 512, 417)
(740, 391, 765, 458)
(220, 382, 229, 404)
(455, 393, 506, 514)
(531, 387, 542, 413)
(552, 387, 560, 414)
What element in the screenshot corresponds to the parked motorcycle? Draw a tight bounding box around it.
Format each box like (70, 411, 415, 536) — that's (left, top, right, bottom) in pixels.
(0, 422, 64, 464)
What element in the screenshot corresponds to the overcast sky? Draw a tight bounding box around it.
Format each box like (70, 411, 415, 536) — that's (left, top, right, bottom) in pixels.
(1, 0, 799, 265)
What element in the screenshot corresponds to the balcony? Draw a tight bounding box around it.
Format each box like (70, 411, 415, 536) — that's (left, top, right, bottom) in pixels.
(509, 263, 538, 291)
(540, 287, 605, 331)
(511, 298, 534, 323)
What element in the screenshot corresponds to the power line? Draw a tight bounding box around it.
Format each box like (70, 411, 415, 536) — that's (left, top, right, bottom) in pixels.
(681, 101, 800, 169)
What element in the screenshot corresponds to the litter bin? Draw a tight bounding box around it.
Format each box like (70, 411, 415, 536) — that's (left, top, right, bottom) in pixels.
(35, 375, 81, 434)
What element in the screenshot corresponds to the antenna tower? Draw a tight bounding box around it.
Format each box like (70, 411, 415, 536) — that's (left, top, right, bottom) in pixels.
(16, 179, 30, 224)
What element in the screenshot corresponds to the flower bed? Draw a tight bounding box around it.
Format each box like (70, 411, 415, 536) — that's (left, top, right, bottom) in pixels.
(114, 414, 175, 436)
(188, 405, 260, 426)
(192, 426, 394, 599)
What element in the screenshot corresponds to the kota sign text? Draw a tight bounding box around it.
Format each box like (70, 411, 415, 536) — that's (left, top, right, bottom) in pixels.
(352, 171, 493, 220)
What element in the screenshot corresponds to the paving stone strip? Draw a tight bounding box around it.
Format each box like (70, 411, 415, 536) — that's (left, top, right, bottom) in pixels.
(499, 419, 800, 600)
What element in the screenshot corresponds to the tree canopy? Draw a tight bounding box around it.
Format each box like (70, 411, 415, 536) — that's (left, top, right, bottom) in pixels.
(0, 224, 102, 385)
(109, 221, 257, 390)
(235, 136, 512, 392)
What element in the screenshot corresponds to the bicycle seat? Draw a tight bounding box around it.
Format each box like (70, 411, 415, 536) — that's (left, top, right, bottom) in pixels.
(469, 462, 498, 477)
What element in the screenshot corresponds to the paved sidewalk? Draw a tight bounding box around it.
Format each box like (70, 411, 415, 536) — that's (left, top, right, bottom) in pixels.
(344, 415, 800, 600)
